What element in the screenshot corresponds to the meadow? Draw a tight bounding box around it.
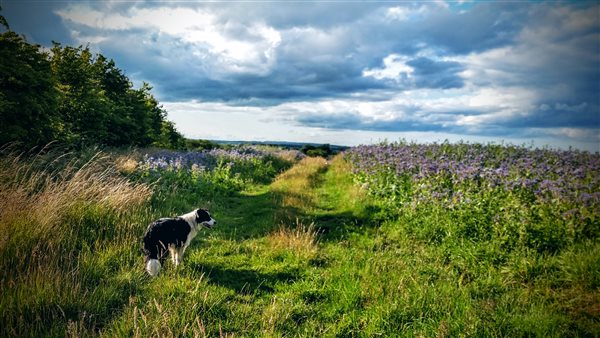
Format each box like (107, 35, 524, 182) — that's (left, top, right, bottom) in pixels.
(0, 142, 598, 337)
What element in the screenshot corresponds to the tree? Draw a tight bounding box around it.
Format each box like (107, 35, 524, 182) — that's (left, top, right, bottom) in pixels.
(0, 25, 58, 147)
(186, 139, 219, 151)
(0, 7, 9, 30)
(50, 43, 185, 148)
(50, 43, 113, 146)
(1, 9, 185, 150)
(93, 54, 136, 146)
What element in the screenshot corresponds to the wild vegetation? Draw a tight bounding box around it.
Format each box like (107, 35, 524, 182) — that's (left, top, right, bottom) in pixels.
(0, 142, 598, 337)
(0, 13, 184, 149)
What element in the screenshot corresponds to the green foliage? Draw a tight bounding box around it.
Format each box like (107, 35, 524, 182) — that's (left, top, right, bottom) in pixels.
(145, 160, 245, 201)
(0, 12, 184, 150)
(0, 30, 58, 147)
(347, 142, 599, 256)
(230, 154, 293, 184)
(185, 138, 220, 151)
(301, 144, 332, 157)
(137, 151, 293, 211)
(49, 43, 184, 149)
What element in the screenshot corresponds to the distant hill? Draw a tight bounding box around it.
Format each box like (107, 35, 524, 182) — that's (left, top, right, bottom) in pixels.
(208, 139, 351, 152)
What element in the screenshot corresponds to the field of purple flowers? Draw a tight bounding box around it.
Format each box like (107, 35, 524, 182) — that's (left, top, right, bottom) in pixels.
(138, 146, 302, 195)
(346, 141, 600, 252)
(141, 146, 303, 174)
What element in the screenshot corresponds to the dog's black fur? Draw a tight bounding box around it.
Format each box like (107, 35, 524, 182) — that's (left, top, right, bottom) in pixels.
(143, 208, 216, 276)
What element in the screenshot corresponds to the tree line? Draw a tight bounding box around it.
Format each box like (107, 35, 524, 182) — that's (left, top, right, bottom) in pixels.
(0, 10, 185, 149)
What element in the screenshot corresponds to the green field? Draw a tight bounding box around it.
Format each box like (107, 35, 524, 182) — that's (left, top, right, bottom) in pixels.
(0, 145, 598, 337)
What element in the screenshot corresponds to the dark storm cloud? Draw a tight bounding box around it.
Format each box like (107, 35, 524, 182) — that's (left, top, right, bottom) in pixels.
(1, 1, 598, 147)
(296, 113, 447, 133)
(407, 57, 464, 89)
(418, 3, 527, 55)
(11, 0, 530, 103)
(1, 1, 530, 104)
(511, 102, 600, 130)
(1, 1, 74, 45)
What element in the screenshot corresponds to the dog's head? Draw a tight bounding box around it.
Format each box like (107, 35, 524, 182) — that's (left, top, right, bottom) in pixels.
(195, 208, 217, 228)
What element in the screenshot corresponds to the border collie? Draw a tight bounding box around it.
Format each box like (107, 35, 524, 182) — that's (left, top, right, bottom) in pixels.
(143, 208, 216, 276)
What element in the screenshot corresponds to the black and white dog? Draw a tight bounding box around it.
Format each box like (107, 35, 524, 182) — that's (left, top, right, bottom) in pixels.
(143, 208, 216, 276)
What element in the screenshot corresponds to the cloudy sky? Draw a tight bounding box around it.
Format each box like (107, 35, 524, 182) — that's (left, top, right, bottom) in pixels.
(3, 1, 599, 151)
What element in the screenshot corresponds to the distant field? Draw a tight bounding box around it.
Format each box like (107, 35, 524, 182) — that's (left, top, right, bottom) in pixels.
(0, 143, 598, 337)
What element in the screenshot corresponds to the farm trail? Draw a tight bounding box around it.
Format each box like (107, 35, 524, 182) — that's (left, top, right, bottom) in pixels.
(213, 156, 339, 240)
(120, 155, 382, 335)
(219, 154, 374, 244)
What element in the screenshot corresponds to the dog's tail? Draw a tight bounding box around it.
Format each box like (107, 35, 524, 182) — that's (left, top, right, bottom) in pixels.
(146, 259, 161, 276)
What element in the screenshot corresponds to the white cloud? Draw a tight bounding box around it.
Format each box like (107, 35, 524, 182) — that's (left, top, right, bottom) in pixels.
(165, 99, 599, 151)
(56, 5, 281, 77)
(362, 54, 414, 83)
(385, 7, 410, 21)
(545, 127, 600, 141)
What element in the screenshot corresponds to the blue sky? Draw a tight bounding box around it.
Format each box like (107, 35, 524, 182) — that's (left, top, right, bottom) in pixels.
(3, 1, 599, 151)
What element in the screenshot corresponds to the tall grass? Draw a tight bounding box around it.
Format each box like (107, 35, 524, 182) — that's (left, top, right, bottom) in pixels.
(0, 147, 151, 245)
(268, 219, 319, 260)
(0, 147, 151, 337)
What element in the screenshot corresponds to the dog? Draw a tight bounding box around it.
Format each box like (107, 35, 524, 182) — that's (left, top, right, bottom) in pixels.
(143, 208, 216, 276)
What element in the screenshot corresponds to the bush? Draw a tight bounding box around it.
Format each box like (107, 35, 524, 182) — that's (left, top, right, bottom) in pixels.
(301, 144, 332, 157)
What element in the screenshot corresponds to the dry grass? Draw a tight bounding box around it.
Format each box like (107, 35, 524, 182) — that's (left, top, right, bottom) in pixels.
(268, 218, 319, 258)
(0, 149, 151, 239)
(0, 147, 154, 336)
(273, 156, 327, 185)
(114, 152, 140, 174)
(0, 147, 152, 290)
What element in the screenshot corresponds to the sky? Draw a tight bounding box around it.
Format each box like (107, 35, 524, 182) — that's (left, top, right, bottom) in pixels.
(2, 0, 599, 151)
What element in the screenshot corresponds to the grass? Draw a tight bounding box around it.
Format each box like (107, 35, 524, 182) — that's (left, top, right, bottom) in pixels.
(0, 147, 598, 337)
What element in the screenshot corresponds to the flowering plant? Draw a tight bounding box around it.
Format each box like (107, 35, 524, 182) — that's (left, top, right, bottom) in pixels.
(346, 141, 600, 252)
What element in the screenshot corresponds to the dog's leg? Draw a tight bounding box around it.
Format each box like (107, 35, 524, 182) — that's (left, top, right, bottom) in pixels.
(175, 246, 187, 266)
(169, 245, 178, 266)
(170, 245, 184, 267)
(174, 251, 181, 267)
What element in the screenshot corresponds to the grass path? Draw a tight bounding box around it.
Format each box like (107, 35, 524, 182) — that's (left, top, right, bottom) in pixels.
(104, 156, 380, 336)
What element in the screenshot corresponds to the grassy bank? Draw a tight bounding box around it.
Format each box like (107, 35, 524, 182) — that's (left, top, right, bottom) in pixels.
(0, 145, 598, 336)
